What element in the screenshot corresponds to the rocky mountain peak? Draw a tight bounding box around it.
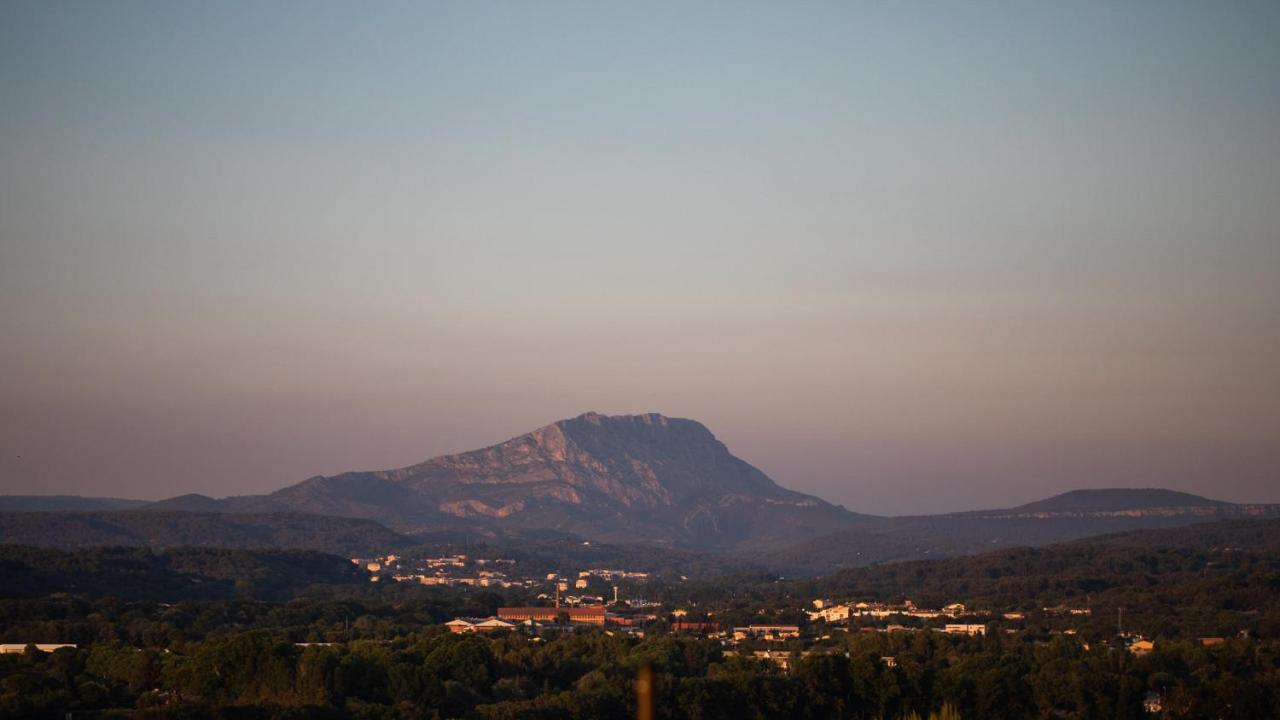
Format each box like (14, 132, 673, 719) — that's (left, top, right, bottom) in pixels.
(146, 412, 865, 549)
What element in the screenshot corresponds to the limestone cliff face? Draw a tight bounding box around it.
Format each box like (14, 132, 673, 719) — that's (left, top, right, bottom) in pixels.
(389, 412, 802, 515)
(237, 412, 868, 549)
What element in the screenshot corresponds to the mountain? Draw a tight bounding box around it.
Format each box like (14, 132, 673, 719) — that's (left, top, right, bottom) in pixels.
(6, 414, 1276, 562)
(0, 495, 149, 512)
(0, 510, 410, 556)
(149, 412, 871, 550)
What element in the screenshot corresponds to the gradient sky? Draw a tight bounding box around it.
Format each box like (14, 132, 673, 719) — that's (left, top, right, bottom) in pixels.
(1, 2, 1277, 515)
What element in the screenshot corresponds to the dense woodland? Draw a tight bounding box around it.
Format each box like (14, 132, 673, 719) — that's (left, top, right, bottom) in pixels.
(1, 520, 1278, 718)
(0, 512, 410, 557)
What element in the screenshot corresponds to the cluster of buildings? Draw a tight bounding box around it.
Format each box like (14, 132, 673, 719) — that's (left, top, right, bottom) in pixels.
(446, 604, 658, 636)
(353, 553, 617, 591)
(808, 599, 977, 623)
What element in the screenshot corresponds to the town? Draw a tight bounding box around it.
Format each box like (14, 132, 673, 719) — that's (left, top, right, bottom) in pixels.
(343, 553, 1199, 678)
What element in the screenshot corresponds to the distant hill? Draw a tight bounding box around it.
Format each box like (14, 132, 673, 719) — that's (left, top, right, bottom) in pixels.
(0, 495, 149, 512)
(0, 510, 409, 556)
(760, 490, 1280, 575)
(145, 493, 234, 513)
(144, 412, 873, 550)
(997, 488, 1231, 515)
(0, 545, 369, 601)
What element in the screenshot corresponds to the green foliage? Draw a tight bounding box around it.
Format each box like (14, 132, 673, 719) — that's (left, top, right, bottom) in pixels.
(2, 522, 1280, 717)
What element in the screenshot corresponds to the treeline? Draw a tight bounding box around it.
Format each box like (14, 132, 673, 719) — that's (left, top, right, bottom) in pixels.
(667, 528, 1280, 641)
(4, 626, 1278, 719)
(0, 511, 410, 556)
(0, 546, 371, 602)
(0, 595, 506, 648)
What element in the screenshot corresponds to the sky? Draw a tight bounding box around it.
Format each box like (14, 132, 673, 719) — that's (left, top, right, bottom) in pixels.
(1, 2, 1277, 515)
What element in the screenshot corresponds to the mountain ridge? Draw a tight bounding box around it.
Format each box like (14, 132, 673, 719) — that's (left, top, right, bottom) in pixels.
(144, 412, 870, 550)
(5, 413, 1277, 561)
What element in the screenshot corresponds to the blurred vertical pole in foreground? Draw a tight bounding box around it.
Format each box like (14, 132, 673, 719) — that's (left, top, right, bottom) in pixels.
(636, 662, 653, 720)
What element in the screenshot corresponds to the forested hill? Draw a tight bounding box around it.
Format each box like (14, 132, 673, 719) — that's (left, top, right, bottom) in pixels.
(765, 518, 1280, 640)
(0, 546, 369, 601)
(1085, 517, 1280, 550)
(0, 510, 409, 556)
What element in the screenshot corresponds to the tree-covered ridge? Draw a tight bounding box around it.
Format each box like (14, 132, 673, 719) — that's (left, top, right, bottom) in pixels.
(0, 511, 411, 556)
(0, 546, 370, 601)
(677, 520, 1280, 642)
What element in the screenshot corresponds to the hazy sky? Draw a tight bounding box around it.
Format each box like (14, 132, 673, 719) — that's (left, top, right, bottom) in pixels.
(2, 2, 1278, 515)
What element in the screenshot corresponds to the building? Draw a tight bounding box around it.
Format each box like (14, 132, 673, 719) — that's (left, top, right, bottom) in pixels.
(0, 644, 77, 654)
(752, 650, 801, 670)
(446, 617, 517, 634)
(497, 606, 606, 626)
(672, 621, 719, 634)
(944, 624, 987, 636)
(733, 625, 801, 641)
(808, 604, 851, 623)
(1128, 639, 1155, 656)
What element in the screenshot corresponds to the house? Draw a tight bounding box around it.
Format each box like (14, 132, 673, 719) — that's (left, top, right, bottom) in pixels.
(880, 656, 897, 668)
(944, 624, 987, 636)
(1128, 639, 1155, 656)
(1143, 692, 1163, 713)
(445, 619, 475, 633)
(1199, 637, 1225, 647)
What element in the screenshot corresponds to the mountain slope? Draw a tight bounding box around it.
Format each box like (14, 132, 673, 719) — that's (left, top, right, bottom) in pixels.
(153, 412, 871, 550)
